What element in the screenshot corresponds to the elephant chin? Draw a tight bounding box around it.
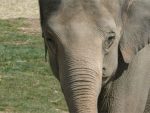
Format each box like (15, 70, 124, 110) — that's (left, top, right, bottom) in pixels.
(60, 68, 102, 113)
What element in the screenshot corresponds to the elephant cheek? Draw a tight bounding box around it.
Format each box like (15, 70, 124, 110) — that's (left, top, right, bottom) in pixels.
(47, 50, 59, 80)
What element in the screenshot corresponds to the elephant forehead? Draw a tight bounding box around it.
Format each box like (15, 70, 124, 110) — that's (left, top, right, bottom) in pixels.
(47, 0, 115, 25)
(47, 0, 101, 16)
(48, 9, 115, 37)
(46, 0, 117, 43)
(48, 19, 103, 47)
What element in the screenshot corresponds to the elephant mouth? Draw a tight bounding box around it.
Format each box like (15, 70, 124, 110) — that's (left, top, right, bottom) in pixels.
(102, 76, 111, 87)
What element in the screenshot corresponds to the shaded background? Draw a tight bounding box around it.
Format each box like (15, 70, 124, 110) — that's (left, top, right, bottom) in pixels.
(0, 0, 68, 113)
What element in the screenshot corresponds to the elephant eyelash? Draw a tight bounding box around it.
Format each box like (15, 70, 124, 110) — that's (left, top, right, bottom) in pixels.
(103, 32, 116, 52)
(44, 27, 60, 55)
(45, 31, 57, 54)
(46, 26, 62, 44)
(46, 37, 57, 54)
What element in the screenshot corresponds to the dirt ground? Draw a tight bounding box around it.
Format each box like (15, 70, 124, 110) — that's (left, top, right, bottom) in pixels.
(0, 0, 41, 34)
(0, 0, 39, 19)
(18, 18, 41, 35)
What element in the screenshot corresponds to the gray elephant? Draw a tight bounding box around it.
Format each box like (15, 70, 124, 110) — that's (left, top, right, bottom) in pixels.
(39, 0, 150, 113)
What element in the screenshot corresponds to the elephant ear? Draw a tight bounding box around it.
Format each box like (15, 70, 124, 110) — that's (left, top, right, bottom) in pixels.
(120, 1, 150, 63)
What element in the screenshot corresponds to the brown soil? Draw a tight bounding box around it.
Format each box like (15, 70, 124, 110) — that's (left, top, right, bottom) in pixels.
(0, 0, 39, 19)
(18, 18, 41, 35)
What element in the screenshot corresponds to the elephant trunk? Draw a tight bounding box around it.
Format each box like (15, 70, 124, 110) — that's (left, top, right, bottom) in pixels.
(59, 53, 103, 113)
(61, 68, 102, 113)
(58, 41, 103, 113)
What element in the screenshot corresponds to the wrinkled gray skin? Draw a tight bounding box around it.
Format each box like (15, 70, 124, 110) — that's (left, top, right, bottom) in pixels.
(39, 0, 150, 113)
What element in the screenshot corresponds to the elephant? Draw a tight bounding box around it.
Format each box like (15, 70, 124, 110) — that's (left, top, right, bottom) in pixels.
(39, 0, 150, 113)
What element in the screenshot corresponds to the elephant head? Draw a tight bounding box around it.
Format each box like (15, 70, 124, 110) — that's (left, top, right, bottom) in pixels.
(39, 0, 150, 113)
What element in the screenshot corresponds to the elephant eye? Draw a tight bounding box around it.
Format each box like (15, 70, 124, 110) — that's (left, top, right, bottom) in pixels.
(46, 37, 57, 54)
(103, 31, 116, 52)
